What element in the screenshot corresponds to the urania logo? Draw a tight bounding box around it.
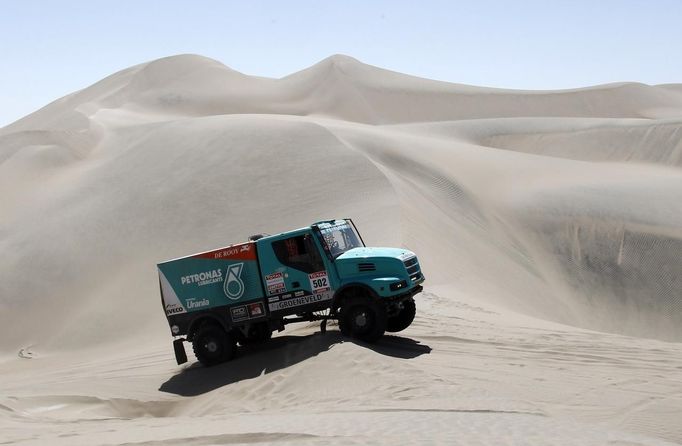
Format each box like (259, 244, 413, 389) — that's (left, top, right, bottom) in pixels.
(224, 263, 245, 300)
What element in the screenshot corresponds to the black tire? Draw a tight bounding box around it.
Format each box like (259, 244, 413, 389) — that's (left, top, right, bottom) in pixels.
(192, 324, 235, 367)
(339, 295, 387, 343)
(386, 298, 416, 333)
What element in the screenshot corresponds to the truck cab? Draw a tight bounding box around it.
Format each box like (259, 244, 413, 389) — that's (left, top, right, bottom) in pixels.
(258, 219, 423, 316)
(158, 219, 424, 366)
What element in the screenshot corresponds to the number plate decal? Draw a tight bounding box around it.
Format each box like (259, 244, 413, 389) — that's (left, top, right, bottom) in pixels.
(308, 271, 330, 293)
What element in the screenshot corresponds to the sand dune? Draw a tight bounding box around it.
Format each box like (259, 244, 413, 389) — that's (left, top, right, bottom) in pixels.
(1, 54, 681, 444)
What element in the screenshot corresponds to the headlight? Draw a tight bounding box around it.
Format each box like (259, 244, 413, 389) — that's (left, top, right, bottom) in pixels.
(390, 280, 408, 291)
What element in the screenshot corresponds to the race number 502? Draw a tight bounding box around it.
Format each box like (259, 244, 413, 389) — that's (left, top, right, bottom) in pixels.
(309, 271, 330, 292)
(312, 277, 328, 288)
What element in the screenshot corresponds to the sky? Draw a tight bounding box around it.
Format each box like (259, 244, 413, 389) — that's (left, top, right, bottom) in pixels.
(2, 0, 682, 127)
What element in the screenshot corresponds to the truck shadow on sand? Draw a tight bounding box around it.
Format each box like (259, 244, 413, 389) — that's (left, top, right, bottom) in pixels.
(159, 331, 431, 397)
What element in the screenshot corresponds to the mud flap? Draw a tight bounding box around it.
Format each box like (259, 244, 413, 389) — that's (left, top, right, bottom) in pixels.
(173, 339, 188, 365)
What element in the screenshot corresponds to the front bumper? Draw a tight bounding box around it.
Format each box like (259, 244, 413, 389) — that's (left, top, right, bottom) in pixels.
(383, 284, 423, 304)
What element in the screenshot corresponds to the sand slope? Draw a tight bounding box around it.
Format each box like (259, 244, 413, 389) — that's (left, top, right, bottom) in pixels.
(1, 54, 681, 444)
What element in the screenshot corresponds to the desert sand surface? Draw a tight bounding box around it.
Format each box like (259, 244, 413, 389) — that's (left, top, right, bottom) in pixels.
(1, 54, 682, 445)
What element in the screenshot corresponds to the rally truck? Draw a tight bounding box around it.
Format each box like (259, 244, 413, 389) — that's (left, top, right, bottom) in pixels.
(158, 219, 424, 366)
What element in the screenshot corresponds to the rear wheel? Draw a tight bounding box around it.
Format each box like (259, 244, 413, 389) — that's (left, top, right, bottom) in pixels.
(192, 324, 235, 367)
(386, 298, 416, 332)
(339, 295, 387, 343)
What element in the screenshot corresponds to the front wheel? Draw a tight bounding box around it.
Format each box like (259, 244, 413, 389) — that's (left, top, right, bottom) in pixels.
(192, 325, 235, 367)
(339, 296, 387, 343)
(386, 298, 416, 332)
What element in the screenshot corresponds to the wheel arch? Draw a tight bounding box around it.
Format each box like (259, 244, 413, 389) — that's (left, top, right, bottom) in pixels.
(332, 282, 378, 312)
(187, 313, 230, 341)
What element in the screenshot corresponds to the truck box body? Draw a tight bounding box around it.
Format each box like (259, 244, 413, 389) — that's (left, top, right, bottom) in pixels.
(158, 241, 268, 330)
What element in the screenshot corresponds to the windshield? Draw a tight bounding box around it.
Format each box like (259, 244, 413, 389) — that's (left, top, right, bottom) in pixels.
(315, 220, 364, 259)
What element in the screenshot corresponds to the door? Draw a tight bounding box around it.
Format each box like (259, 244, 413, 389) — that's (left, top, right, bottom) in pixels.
(259, 231, 334, 315)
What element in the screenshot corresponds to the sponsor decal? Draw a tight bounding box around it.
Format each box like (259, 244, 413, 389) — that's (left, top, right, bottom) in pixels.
(159, 271, 187, 316)
(309, 271, 330, 293)
(165, 303, 186, 316)
(231, 303, 265, 321)
(265, 272, 286, 295)
(195, 242, 257, 261)
(186, 298, 210, 310)
(224, 263, 245, 300)
(268, 296, 280, 303)
(231, 305, 248, 322)
(268, 291, 332, 312)
(294, 290, 305, 297)
(248, 302, 264, 317)
(181, 269, 223, 287)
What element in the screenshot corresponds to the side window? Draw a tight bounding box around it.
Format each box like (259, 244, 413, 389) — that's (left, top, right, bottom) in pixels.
(272, 234, 324, 273)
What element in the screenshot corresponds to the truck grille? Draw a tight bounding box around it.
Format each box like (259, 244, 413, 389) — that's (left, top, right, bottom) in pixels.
(403, 256, 422, 281)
